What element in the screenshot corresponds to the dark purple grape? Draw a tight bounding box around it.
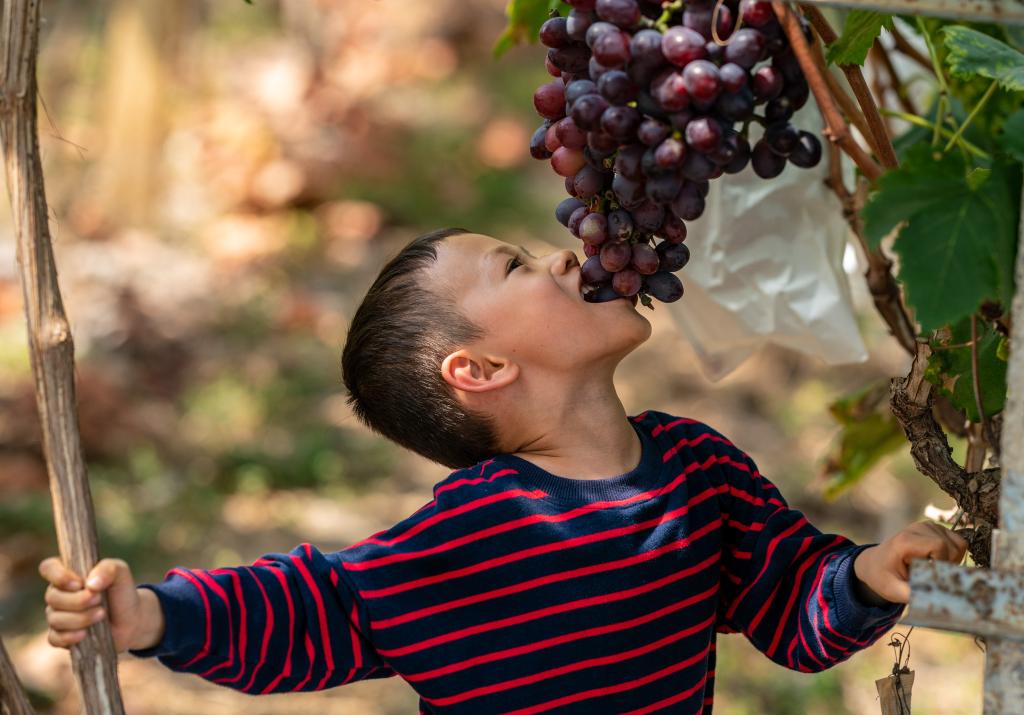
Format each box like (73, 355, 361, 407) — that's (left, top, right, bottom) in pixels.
(608, 209, 634, 239)
(565, 79, 599, 106)
(682, 60, 722, 102)
(585, 21, 618, 48)
(555, 117, 588, 149)
(671, 181, 705, 220)
(571, 94, 610, 130)
(589, 57, 613, 81)
(565, 175, 579, 197)
(646, 173, 684, 203)
(596, 0, 641, 28)
(598, 69, 638, 105)
(588, 129, 620, 153)
(530, 122, 553, 159)
(627, 60, 661, 87)
(636, 90, 669, 119)
(568, 205, 590, 236)
(781, 78, 810, 109)
(540, 17, 571, 48)
(592, 28, 631, 66)
(772, 49, 804, 84)
(534, 81, 566, 120)
(633, 200, 666, 232)
(613, 268, 643, 296)
(614, 177, 647, 209)
(752, 66, 783, 102)
(707, 131, 739, 165)
(669, 109, 694, 132)
(684, 116, 723, 153)
(714, 87, 754, 121)
(683, 7, 713, 39)
(638, 118, 671, 146)
(545, 54, 562, 78)
(557, 197, 585, 226)
(657, 215, 688, 243)
(789, 131, 822, 168)
(631, 242, 660, 274)
(600, 240, 632, 271)
(654, 137, 686, 168)
(614, 143, 645, 178)
(656, 241, 691, 271)
(548, 45, 591, 75)
(583, 242, 600, 257)
(552, 147, 587, 176)
(724, 28, 765, 68)
(719, 63, 748, 93)
(567, 9, 597, 41)
(574, 164, 607, 198)
(765, 122, 800, 155)
(681, 151, 716, 181)
(724, 135, 751, 173)
(582, 282, 620, 302)
(662, 26, 707, 66)
(740, 0, 774, 27)
(581, 254, 613, 283)
(631, 28, 667, 65)
(644, 271, 684, 302)
(764, 96, 795, 123)
(652, 70, 690, 112)
(751, 138, 786, 178)
(600, 105, 642, 141)
(579, 212, 609, 245)
(694, 179, 710, 198)
(704, 41, 724, 63)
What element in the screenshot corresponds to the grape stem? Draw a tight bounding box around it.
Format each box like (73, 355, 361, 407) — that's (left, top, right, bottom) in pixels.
(943, 79, 998, 153)
(771, 2, 884, 181)
(655, 1, 683, 33)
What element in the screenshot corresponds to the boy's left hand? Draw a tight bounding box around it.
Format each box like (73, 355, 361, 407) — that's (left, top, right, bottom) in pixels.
(853, 521, 969, 604)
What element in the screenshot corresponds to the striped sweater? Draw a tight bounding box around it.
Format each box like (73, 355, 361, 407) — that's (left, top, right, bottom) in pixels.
(132, 410, 903, 713)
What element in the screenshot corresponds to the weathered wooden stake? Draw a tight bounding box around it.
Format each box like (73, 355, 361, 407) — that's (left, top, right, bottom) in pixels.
(0, 0, 125, 713)
(0, 637, 36, 715)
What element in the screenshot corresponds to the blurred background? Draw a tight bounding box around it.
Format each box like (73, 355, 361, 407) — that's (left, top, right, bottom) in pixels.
(0, 1, 983, 713)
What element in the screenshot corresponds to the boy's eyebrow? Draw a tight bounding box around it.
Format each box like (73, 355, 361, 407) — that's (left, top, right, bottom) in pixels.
(487, 244, 533, 276)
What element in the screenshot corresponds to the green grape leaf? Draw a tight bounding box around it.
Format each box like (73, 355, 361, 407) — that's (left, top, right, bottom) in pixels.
(826, 11, 893, 66)
(821, 381, 906, 499)
(1002, 108, 1024, 163)
(494, 0, 563, 57)
(927, 318, 1008, 421)
(942, 26, 1024, 91)
(861, 145, 1020, 333)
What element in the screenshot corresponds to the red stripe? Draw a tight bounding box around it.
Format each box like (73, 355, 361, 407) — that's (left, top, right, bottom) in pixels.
(209, 569, 248, 685)
(260, 566, 296, 693)
(724, 514, 807, 620)
(289, 552, 336, 689)
(240, 567, 274, 693)
(168, 569, 212, 669)
(193, 570, 235, 679)
(378, 552, 720, 658)
(767, 537, 844, 661)
(650, 415, 701, 437)
(434, 467, 518, 497)
(291, 634, 315, 691)
(746, 537, 813, 634)
(427, 614, 716, 707)
(375, 519, 721, 629)
(404, 582, 720, 682)
(662, 430, 732, 462)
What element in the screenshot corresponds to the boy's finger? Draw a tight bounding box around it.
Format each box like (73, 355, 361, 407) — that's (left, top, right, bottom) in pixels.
(46, 605, 105, 631)
(86, 558, 130, 591)
(47, 628, 86, 649)
(45, 584, 102, 612)
(38, 557, 83, 590)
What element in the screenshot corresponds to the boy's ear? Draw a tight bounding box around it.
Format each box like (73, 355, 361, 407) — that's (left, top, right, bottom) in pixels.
(441, 349, 519, 394)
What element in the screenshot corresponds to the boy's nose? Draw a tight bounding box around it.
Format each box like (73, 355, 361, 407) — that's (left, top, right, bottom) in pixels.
(549, 249, 579, 274)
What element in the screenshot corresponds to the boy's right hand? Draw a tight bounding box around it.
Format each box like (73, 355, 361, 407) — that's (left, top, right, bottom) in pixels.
(39, 557, 163, 653)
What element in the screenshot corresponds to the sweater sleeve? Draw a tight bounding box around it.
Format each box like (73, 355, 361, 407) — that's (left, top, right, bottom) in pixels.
(129, 542, 396, 693)
(711, 436, 903, 672)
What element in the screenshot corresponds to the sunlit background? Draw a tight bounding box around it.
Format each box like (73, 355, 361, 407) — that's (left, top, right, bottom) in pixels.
(0, 1, 983, 713)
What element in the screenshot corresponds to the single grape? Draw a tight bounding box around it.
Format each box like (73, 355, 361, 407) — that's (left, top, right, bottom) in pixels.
(545, 55, 562, 77)
(637, 90, 669, 120)
(682, 60, 722, 102)
(579, 212, 610, 245)
(614, 143, 645, 178)
(552, 146, 587, 177)
(638, 118, 671, 146)
(740, 0, 774, 28)
(571, 94, 611, 130)
(751, 65, 783, 102)
(707, 131, 739, 165)
(684, 116, 723, 153)
(684, 4, 734, 41)
(788, 131, 822, 168)
(764, 96, 795, 123)
(556, 197, 586, 226)
(765, 122, 800, 155)
(671, 181, 705, 220)
(612, 173, 647, 208)
(751, 138, 786, 178)
(723, 28, 765, 68)
(656, 241, 691, 271)
(630, 28, 667, 66)
(582, 281, 621, 303)
(583, 242, 600, 258)
(567, 9, 597, 41)
(652, 70, 690, 112)
(555, 117, 588, 150)
(681, 151, 716, 182)
(589, 57, 613, 81)
(573, 164, 607, 198)
(772, 49, 803, 84)
(654, 137, 686, 168)
(548, 45, 591, 75)
(600, 240, 633, 271)
(595, 0, 641, 28)
(600, 105, 642, 141)
(613, 268, 643, 296)
(530, 122, 553, 159)
(694, 179, 710, 198)
(646, 173, 684, 203)
(644, 271, 684, 302)
(657, 215, 688, 243)
(662, 26, 707, 67)
(534, 81, 566, 120)
(631, 242, 660, 274)
(781, 78, 810, 109)
(545, 122, 562, 152)
(598, 69, 638, 105)
(719, 63, 748, 92)
(633, 200, 666, 233)
(568, 205, 590, 236)
(588, 129, 620, 153)
(608, 209, 634, 240)
(565, 79, 599, 106)
(540, 17, 571, 48)
(581, 254, 614, 283)
(592, 28, 632, 66)
(585, 21, 618, 48)
(714, 87, 754, 122)
(724, 138, 751, 174)
(565, 175, 578, 197)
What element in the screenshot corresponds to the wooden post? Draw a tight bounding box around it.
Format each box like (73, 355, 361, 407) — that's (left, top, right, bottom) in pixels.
(0, 1, 125, 713)
(0, 637, 36, 715)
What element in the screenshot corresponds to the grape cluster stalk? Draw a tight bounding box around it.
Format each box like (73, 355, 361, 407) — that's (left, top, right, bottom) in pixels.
(531, 0, 822, 306)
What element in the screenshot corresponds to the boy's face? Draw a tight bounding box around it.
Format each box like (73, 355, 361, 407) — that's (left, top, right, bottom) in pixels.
(425, 233, 652, 375)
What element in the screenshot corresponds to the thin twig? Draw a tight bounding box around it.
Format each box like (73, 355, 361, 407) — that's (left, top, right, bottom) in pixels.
(890, 23, 933, 72)
(808, 35, 878, 155)
(943, 79, 997, 152)
(772, 1, 884, 181)
(867, 43, 894, 136)
(872, 39, 917, 116)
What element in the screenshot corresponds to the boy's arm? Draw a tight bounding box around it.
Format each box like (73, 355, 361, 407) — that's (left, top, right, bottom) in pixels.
(132, 543, 396, 693)
(710, 436, 905, 672)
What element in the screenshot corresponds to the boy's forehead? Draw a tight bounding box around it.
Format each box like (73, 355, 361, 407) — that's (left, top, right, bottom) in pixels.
(427, 233, 510, 299)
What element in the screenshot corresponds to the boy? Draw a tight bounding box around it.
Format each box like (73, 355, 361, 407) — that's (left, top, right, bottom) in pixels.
(41, 229, 967, 713)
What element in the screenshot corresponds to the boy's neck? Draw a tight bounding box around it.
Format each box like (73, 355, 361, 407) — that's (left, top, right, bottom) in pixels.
(502, 376, 642, 481)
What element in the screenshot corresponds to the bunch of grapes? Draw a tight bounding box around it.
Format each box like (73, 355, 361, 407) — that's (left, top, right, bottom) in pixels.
(530, 0, 822, 306)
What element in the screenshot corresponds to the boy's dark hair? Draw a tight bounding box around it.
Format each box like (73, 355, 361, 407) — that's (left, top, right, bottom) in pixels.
(341, 228, 502, 469)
